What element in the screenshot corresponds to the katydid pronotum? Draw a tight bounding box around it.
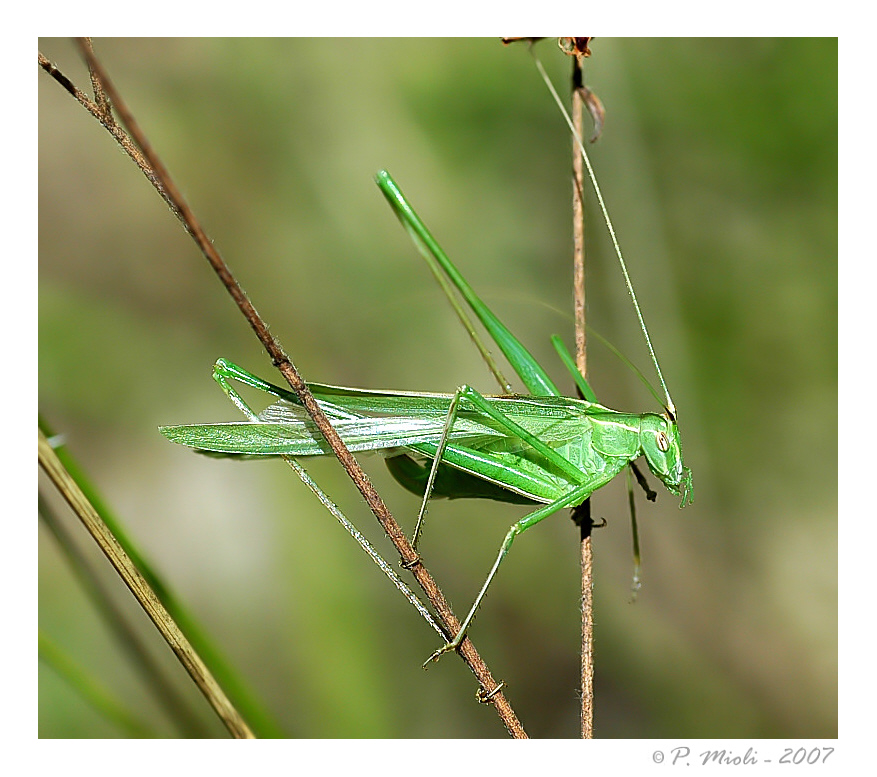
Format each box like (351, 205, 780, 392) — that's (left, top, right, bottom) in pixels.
(161, 165, 693, 664)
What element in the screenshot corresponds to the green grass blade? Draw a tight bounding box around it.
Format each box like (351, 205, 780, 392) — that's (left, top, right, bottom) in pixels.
(39, 416, 286, 738)
(39, 491, 211, 737)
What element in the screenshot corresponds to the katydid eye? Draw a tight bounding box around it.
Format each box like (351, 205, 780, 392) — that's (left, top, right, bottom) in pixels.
(656, 431, 669, 452)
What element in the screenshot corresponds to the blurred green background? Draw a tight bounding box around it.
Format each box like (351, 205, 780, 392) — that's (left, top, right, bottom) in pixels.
(39, 38, 837, 738)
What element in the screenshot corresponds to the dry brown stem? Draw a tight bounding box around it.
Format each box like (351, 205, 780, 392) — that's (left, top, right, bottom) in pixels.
(571, 52, 595, 740)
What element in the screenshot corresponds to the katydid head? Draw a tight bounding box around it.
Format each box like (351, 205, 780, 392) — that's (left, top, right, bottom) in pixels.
(639, 413, 693, 507)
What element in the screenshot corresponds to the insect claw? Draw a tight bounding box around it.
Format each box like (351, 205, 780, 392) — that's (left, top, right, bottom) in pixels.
(422, 643, 452, 669)
(424, 650, 441, 667)
(400, 554, 422, 570)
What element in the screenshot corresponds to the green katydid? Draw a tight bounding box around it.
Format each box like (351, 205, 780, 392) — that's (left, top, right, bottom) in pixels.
(161, 168, 692, 664)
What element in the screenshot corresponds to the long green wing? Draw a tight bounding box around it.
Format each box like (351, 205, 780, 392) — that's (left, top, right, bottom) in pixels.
(160, 390, 602, 456)
(160, 386, 618, 503)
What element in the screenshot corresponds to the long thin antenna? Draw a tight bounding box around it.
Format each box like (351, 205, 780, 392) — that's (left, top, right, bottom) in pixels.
(532, 53, 676, 417)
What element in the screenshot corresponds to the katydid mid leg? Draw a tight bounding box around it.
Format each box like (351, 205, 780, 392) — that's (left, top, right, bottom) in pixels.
(407, 385, 537, 550)
(411, 382, 591, 551)
(411, 382, 614, 662)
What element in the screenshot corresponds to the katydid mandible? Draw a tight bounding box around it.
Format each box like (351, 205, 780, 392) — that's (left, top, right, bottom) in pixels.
(160, 170, 692, 665)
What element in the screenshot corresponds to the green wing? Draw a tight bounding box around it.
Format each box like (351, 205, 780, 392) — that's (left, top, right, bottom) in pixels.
(161, 386, 617, 503)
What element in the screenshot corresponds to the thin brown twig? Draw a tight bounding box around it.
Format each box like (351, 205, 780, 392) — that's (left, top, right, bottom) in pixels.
(41, 40, 526, 738)
(571, 52, 595, 740)
(82, 38, 113, 122)
(506, 34, 598, 739)
(38, 52, 172, 214)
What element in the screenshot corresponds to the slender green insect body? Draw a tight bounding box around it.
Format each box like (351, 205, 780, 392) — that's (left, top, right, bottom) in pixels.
(166, 365, 688, 507)
(161, 170, 692, 663)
